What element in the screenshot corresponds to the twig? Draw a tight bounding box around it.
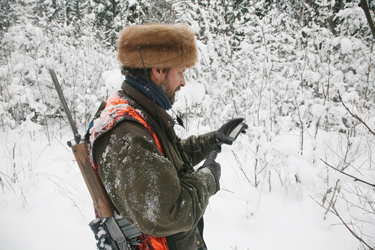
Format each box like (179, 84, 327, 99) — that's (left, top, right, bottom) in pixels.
(324, 142, 363, 174)
(338, 92, 375, 137)
(0, 174, 4, 193)
(254, 145, 260, 187)
(231, 151, 251, 184)
(310, 195, 374, 250)
(324, 180, 340, 220)
(369, 202, 375, 213)
(360, 0, 375, 40)
(39, 173, 83, 216)
(339, 193, 375, 214)
(20, 188, 27, 208)
(12, 143, 17, 183)
(268, 170, 271, 192)
(222, 188, 234, 193)
(321, 159, 375, 188)
(256, 162, 269, 176)
(364, 41, 374, 104)
(0, 171, 16, 194)
(332, 206, 374, 250)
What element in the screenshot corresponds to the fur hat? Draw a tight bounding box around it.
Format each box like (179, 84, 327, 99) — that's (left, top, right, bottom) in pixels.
(118, 23, 197, 69)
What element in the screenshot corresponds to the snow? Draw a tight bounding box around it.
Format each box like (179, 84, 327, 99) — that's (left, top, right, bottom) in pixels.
(1, 71, 373, 249)
(175, 77, 206, 111)
(341, 38, 353, 54)
(102, 69, 124, 97)
(0, 128, 95, 250)
(1, 3, 375, 249)
(205, 188, 359, 250)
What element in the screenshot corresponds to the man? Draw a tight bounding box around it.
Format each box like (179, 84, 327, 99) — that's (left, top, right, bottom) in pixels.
(88, 23, 247, 250)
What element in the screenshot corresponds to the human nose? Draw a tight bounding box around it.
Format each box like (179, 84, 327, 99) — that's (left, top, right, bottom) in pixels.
(180, 74, 186, 87)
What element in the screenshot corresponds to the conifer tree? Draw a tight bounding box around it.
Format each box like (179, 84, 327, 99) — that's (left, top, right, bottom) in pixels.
(91, 0, 120, 48)
(0, 0, 19, 38)
(148, 0, 174, 23)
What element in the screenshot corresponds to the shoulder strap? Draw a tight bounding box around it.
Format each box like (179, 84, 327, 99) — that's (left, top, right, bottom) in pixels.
(166, 235, 177, 250)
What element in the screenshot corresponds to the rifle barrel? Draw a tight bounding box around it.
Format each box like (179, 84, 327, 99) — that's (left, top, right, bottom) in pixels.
(49, 69, 81, 145)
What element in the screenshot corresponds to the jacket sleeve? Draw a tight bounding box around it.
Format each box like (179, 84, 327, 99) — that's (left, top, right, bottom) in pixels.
(93, 121, 218, 237)
(180, 131, 220, 167)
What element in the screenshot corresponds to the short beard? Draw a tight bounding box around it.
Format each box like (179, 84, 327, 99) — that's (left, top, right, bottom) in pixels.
(160, 80, 180, 105)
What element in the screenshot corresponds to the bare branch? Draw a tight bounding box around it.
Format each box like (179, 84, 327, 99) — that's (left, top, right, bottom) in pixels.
(332, 206, 375, 250)
(321, 159, 375, 188)
(360, 0, 375, 40)
(324, 180, 340, 220)
(338, 92, 375, 137)
(310, 196, 374, 250)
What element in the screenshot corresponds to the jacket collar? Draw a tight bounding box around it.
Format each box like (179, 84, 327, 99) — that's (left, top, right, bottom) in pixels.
(121, 81, 175, 131)
(125, 76, 172, 111)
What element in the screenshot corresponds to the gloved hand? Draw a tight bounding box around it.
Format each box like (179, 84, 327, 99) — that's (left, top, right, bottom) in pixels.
(215, 118, 248, 146)
(199, 151, 221, 192)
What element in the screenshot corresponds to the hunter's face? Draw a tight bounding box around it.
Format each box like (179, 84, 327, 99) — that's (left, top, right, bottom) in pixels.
(160, 66, 186, 105)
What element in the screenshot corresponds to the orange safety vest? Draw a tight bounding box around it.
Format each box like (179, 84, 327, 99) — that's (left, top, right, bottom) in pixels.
(88, 93, 169, 250)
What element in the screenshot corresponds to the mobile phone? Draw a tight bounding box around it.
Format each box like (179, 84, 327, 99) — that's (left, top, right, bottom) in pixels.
(228, 121, 246, 142)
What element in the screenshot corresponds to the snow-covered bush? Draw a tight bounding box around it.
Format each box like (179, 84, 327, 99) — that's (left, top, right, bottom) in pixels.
(1, 0, 374, 249)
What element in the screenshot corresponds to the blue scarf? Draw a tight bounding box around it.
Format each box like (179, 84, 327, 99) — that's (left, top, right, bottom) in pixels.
(125, 76, 172, 111)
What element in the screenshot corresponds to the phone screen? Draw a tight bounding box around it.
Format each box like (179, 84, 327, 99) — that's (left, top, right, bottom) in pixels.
(228, 122, 245, 141)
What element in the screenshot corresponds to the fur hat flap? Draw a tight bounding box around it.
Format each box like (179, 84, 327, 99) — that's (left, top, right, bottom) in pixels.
(118, 23, 197, 69)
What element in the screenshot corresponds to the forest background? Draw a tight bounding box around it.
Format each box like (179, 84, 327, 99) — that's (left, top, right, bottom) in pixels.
(1, 0, 375, 249)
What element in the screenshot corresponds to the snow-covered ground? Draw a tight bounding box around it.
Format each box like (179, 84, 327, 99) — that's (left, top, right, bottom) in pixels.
(0, 125, 361, 250)
(0, 70, 372, 249)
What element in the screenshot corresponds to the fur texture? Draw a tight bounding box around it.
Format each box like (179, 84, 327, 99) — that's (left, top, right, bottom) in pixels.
(118, 23, 197, 69)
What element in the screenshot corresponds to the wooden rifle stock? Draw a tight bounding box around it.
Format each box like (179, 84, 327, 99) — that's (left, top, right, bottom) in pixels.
(72, 142, 114, 218)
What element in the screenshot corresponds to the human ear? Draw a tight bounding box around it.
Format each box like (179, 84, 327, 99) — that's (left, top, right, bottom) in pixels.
(151, 67, 163, 80)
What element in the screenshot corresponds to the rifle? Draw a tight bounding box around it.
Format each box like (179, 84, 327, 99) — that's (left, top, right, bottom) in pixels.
(49, 69, 141, 250)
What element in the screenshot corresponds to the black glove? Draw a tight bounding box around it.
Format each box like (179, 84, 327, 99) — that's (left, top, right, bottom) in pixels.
(199, 151, 221, 192)
(215, 118, 248, 146)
